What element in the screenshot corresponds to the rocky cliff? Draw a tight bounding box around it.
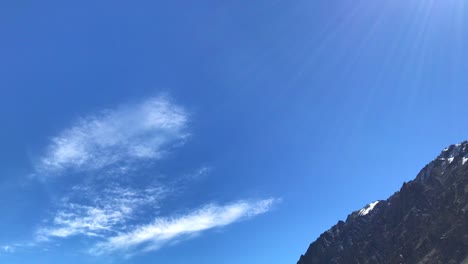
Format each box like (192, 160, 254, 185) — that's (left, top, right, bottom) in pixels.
(297, 141, 468, 264)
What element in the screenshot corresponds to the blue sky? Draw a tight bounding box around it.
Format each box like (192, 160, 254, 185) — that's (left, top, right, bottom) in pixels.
(1, 0, 468, 263)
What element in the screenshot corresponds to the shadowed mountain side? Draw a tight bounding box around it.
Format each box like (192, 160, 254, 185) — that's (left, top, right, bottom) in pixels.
(297, 141, 468, 264)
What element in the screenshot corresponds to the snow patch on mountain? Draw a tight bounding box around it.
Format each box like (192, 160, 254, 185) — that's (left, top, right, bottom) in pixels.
(358, 201, 380, 216)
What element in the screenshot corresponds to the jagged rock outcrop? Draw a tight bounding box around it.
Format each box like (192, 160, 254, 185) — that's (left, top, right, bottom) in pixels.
(297, 141, 468, 264)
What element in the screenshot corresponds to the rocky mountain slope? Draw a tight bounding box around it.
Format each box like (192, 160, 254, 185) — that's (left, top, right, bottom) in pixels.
(297, 141, 468, 264)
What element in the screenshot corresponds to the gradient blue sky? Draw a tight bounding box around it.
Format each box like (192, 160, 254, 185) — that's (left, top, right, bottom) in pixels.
(1, 0, 468, 263)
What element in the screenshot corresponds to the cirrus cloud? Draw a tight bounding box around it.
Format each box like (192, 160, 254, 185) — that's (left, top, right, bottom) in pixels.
(25, 95, 279, 258)
(91, 198, 277, 255)
(36, 96, 188, 176)
(36, 185, 167, 241)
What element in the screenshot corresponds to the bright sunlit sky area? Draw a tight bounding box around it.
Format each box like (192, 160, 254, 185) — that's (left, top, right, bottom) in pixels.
(1, 0, 468, 263)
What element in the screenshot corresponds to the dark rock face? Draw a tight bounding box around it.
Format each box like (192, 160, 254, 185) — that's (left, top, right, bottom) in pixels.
(297, 142, 468, 264)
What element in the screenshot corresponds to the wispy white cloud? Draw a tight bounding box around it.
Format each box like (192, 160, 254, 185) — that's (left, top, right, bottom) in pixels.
(1, 245, 14, 253)
(91, 199, 277, 255)
(37, 185, 167, 241)
(36, 96, 188, 176)
(25, 96, 280, 258)
(37, 187, 277, 256)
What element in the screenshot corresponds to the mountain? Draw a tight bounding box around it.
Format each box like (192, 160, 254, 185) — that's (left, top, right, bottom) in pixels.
(297, 141, 468, 264)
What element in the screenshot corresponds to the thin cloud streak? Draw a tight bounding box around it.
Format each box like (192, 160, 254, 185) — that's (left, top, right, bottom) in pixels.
(0, 245, 14, 254)
(91, 199, 277, 254)
(36, 96, 188, 176)
(37, 186, 167, 241)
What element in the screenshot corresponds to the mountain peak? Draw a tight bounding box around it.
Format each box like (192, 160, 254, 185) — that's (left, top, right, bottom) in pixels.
(297, 142, 468, 264)
(415, 141, 468, 184)
(440, 141, 468, 161)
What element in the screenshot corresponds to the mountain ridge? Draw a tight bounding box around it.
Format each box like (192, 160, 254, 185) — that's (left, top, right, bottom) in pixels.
(297, 141, 468, 264)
